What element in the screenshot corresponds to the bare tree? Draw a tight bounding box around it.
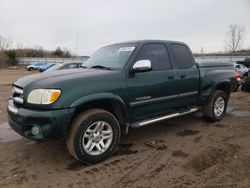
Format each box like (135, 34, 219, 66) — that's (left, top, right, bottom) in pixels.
(0, 36, 12, 51)
(16, 42, 24, 49)
(225, 23, 247, 55)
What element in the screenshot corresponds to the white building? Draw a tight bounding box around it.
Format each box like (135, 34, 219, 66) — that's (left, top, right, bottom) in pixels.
(18, 56, 89, 65)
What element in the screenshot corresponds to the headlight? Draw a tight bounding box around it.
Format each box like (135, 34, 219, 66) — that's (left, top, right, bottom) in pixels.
(27, 89, 61, 104)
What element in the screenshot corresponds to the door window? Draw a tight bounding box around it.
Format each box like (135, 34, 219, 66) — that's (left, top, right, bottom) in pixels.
(64, 64, 78, 69)
(171, 44, 193, 69)
(136, 44, 171, 70)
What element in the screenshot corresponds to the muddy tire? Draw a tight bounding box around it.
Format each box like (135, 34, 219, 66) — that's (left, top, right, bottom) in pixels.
(67, 109, 120, 164)
(203, 90, 228, 122)
(241, 74, 248, 91)
(234, 85, 239, 92)
(28, 67, 34, 71)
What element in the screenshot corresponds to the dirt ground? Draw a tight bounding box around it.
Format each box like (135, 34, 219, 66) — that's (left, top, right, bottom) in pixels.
(0, 69, 34, 123)
(0, 69, 250, 188)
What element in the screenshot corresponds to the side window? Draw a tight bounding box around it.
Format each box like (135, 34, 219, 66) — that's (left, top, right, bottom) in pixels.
(64, 64, 78, 69)
(63, 65, 69, 69)
(69, 64, 77, 69)
(136, 44, 171, 70)
(171, 44, 193, 69)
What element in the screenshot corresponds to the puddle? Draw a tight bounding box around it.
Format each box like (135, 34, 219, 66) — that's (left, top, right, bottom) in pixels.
(227, 107, 250, 117)
(193, 136, 202, 143)
(177, 129, 199, 137)
(172, 150, 189, 158)
(0, 122, 22, 143)
(213, 123, 227, 128)
(66, 161, 87, 171)
(115, 143, 138, 155)
(144, 140, 167, 150)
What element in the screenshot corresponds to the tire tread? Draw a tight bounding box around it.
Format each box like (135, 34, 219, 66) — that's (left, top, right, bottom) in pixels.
(66, 108, 119, 163)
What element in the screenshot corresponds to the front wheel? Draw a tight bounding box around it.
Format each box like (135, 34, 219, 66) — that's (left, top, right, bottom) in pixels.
(67, 109, 120, 164)
(203, 90, 228, 122)
(29, 67, 34, 71)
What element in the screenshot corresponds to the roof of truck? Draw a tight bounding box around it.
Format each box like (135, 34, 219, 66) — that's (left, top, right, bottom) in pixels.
(112, 40, 186, 45)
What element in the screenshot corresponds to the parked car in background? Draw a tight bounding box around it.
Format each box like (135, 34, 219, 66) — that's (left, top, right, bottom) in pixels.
(26, 62, 48, 71)
(234, 63, 248, 78)
(38, 63, 55, 72)
(237, 58, 250, 68)
(44, 62, 82, 72)
(234, 71, 242, 91)
(241, 70, 250, 92)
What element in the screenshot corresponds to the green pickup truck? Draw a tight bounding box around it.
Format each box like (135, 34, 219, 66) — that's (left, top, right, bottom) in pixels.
(7, 40, 238, 164)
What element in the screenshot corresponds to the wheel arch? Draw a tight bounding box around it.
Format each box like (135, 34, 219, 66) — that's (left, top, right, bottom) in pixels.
(213, 81, 231, 97)
(70, 93, 129, 126)
(200, 80, 231, 105)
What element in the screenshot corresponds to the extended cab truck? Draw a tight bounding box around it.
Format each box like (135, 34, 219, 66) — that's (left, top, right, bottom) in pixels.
(7, 40, 238, 164)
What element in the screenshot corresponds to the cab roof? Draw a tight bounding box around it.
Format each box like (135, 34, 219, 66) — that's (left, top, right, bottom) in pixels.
(112, 39, 187, 46)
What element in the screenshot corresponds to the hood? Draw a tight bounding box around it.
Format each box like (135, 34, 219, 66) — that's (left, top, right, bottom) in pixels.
(14, 68, 117, 88)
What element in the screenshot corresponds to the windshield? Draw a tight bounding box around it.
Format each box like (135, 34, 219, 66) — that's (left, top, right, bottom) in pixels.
(44, 63, 63, 72)
(83, 44, 136, 69)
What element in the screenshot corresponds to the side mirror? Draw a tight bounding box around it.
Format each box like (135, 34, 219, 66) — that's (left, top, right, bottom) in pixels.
(132, 60, 152, 72)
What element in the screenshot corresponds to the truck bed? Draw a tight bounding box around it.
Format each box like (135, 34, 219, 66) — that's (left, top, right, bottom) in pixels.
(196, 61, 234, 68)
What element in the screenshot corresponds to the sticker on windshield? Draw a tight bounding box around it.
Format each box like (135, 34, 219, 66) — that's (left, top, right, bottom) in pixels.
(118, 47, 135, 52)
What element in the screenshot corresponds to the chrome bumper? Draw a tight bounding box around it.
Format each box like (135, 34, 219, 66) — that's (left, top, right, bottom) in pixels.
(7, 102, 18, 115)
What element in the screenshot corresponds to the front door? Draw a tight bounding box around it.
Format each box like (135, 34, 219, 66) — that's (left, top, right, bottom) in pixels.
(126, 43, 179, 122)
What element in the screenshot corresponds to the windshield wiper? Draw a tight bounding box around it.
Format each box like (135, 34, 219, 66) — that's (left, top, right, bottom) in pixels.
(90, 65, 113, 70)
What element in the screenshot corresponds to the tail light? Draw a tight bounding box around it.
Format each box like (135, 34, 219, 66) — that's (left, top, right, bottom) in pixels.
(233, 72, 241, 81)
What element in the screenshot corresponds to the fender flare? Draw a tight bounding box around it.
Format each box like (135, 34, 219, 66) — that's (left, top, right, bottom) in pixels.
(200, 80, 231, 104)
(69, 92, 129, 123)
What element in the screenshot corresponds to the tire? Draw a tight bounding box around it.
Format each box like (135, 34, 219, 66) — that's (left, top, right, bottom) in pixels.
(203, 90, 228, 122)
(29, 67, 34, 71)
(241, 74, 248, 91)
(67, 109, 121, 164)
(234, 85, 239, 92)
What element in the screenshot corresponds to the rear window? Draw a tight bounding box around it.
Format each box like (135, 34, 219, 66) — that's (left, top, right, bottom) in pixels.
(171, 44, 193, 69)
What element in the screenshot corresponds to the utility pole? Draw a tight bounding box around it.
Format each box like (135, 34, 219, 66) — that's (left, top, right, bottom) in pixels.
(75, 32, 79, 55)
(201, 47, 204, 58)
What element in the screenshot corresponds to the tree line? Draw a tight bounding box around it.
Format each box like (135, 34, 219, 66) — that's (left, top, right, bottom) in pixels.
(1, 23, 248, 67)
(0, 36, 72, 67)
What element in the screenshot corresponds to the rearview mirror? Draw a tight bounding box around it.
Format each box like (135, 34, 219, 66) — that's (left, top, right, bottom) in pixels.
(133, 60, 152, 72)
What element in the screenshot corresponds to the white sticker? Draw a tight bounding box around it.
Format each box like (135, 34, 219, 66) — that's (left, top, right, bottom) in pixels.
(118, 47, 135, 52)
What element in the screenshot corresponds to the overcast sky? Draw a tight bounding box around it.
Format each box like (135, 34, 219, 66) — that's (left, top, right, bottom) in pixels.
(0, 0, 250, 55)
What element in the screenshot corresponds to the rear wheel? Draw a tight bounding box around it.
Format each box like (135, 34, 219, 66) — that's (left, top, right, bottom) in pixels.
(203, 90, 228, 122)
(29, 67, 34, 71)
(241, 74, 248, 91)
(67, 109, 120, 164)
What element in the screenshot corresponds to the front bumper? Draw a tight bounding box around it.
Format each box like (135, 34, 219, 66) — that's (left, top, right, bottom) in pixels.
(7, 99, 75, 140)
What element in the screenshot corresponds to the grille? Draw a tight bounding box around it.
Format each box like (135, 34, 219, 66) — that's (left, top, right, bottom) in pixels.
(12, 85, 24, 107)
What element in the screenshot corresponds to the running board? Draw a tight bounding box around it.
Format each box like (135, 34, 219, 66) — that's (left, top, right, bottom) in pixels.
(130, 107, 199, 128)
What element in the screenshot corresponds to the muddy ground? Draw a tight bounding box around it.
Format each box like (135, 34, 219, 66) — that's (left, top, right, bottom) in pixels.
(0, 69, 250, 188)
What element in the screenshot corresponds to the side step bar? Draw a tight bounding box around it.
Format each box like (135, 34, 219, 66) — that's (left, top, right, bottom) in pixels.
(130, 107, 199, 128)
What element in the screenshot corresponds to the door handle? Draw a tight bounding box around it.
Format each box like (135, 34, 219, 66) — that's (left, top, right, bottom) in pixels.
(180, 75, 186, 79)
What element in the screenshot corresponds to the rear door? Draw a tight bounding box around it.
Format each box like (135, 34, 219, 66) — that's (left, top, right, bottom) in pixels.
(126, 43, 179, 121)
(169, 43, 200, 107)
